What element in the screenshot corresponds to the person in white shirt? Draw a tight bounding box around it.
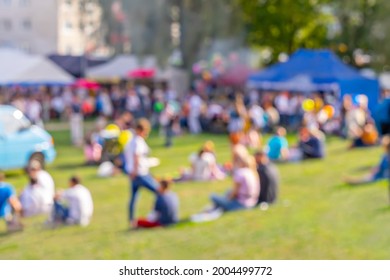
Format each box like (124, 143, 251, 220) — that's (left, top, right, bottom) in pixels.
(26, 95, 43, 127)
(248, 103, 265, 130)
(124, 118, 158, 228)
(274, 92, 290, 128)
(69, 94, 84, 146)
(126, 88, 141, 116)
(20, 161, 55, 217)
(53, 176, 93, 226)
(51, 94, 65, 119)
(175, 141, 226, 182)
(101, 90, 113, 118)
(188, 91, 203, 134)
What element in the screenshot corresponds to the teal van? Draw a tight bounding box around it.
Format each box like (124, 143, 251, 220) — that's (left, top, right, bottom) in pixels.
(0, 105, 56, 170)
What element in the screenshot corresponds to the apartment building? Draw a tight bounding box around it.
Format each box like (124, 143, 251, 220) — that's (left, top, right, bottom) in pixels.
(0, 0, 103, 55)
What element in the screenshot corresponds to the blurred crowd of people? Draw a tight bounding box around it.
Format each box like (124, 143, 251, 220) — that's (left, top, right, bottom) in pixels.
(0, 84, 384, 147)
(2, 83, 390, 231)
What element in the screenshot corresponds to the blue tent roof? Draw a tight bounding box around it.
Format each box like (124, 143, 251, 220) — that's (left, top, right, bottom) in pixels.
(248, 49, 380, 111)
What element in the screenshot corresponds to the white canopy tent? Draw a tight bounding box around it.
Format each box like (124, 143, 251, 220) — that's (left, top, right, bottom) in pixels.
(86, 55, 158, 80)
(0, 48, 74, 86)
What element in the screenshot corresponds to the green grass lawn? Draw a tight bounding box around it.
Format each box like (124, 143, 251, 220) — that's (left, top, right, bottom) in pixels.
(1, 128, 390, 260)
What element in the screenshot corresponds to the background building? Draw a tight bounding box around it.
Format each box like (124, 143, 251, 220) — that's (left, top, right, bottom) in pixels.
(0, 0, 104, 55)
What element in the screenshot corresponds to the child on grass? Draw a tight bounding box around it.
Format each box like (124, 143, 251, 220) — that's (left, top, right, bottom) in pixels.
(136, 179, 179, 228)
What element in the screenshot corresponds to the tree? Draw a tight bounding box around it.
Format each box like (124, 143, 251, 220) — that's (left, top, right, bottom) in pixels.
(178, 0, 245, 68)
(330, 0, 381, 66)
(235, 0, 332, 62)
(330, 0, 390, 70)
(97, 0, 245, 70)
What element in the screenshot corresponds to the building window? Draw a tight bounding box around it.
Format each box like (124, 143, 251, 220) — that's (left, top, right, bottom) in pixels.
(21, 19, 31, 30)
(1, 19, 12, 31)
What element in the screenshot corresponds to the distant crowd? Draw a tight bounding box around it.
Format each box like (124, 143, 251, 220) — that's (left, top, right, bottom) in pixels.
(1, 84, 390, 232)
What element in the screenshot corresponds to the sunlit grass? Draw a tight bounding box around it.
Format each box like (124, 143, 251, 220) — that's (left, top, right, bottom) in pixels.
(0, 127, 389, 259)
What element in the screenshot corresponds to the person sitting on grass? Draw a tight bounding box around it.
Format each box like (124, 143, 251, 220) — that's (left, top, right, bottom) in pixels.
(52, 176, 93, 226)
(266, 126, 289, 161)
(349, 122, 379, 149)
(175, 141, 225, 182)
(0, 171, 23, 232)
(210, 145, 259, 212)
(295, 127, 325, 160)
(345, 135, 390, 185)
(136, 179, 179, 228)
(254, 150, 280, 206)
(19, 161, 55, 217)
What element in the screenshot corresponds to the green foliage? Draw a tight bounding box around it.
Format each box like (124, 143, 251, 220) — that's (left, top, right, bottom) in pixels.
(96, 1, 390, 70)
(97, 0, 245, 68)
(330, 0, 379, 65)
(330, 0, 390, 70)
(235, 0, 332, 62)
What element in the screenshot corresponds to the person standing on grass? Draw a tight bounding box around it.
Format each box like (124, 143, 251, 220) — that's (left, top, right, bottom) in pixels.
(188, 89, 203, 134)
(0, 171, 23, 232)
(69, 93, 84, 146)
(136, 179, 179, 228)
(124, 118, 158, 228)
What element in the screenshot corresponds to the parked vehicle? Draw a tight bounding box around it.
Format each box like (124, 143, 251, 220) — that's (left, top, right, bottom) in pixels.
(0, 105, 56, 170)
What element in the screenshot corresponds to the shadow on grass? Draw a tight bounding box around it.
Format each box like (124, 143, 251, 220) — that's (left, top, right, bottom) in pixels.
(3, 171, 26, 178)
(119, 218, 194, 235)
(0, 230, 23, 238)
(352, 166, 374, 173)
(54, 163, 90, 170)
(328, 146, 349, 155)
(374, 205, 390, 215)
(334, 182, 374, 190)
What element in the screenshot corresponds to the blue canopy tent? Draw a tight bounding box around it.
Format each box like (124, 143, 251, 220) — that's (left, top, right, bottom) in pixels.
(247, 49, 380, 112)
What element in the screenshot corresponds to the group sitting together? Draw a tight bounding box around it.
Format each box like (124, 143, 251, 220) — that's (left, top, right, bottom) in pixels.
(123, 118, 281, 229)
(0, 161, 93, 232)
(266, 126, 326, 162)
